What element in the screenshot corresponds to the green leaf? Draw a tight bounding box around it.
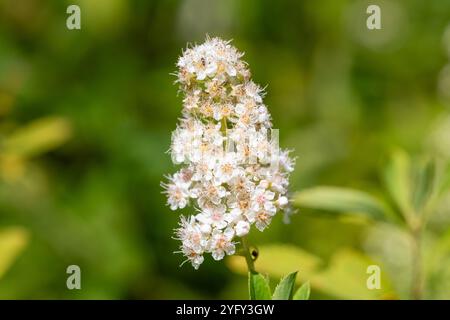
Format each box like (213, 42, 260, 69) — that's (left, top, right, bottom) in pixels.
(441, 165, 450, 194)
(249, 272, 272, 300)
(0, 227, 29, 279)
(294, 186, 388, 220)
(272, 271, 298, 300)
(383, 149, 412, 215)
(293, 281, 310, 300)
(3, 117, 72, 158)
(412, 158, 436, 212)
(429, 228, 450, 270)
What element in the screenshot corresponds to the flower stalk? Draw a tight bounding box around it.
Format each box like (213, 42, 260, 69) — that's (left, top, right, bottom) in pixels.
(240, 236, 256, 274)
(410, 224, 423, 300)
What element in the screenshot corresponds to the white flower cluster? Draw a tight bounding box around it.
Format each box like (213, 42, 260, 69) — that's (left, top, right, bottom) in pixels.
(163, 37, 295, 269)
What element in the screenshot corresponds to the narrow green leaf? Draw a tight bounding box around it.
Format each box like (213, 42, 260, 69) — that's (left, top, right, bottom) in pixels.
(294, 187, 387, 220)
(293, 281, 310, 300)
(249, 272, 272, 300)
(440, 163, 450, 192)
(412, 159, 436, 212)
(3, 117, 72, 158)
(0, 227, 29, 279)
(383, 149, 412, 215)
(441, 165, 450, 194)
(272, 271, 298, 300)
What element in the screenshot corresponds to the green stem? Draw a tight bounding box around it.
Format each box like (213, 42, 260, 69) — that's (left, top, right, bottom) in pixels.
(221, 117, 228, 137)
(411, 225, 423, 300)
(241, 236, 256, 274)
(221, 118, 257, 273)
(221, 117, 228, 151)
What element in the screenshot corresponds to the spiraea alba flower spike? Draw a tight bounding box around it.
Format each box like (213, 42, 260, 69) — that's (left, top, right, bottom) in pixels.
(162, 37, 295, 269)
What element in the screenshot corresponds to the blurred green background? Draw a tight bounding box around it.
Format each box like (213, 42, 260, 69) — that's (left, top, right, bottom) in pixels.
(0, 0, 450, 299)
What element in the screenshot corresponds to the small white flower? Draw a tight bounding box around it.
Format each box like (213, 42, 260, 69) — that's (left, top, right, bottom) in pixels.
(176, 216, 207, 253)
(235, 220, 250, 237)
(247, 209, 275, 232)
(183, 91, 201, 110)
(197, 180, 228, 209)
(194, 55, 217, 80)
(257, 105, 270, 123)
(226, 206, 246, 224)
(251, 187, 276, 213)
(215, 153, 239, 184)
(244, 81, 264, 103)
(213, 103, 234, 121)
(196, 205, 228, 230)
(162, 174, 191, 210)
(264, 171, 289, 194)
(192, 158, 215, 182)
(180, 246, 204, 270)
(279, 150, 295, 173)
(209, 228, 236, 260)
(199, 223, 212, 235)
(277, 196, 289, 207)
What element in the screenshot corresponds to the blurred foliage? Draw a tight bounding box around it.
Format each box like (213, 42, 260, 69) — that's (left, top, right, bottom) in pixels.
(228, 245, 394, 299)
(294, 151, 450, 299)
(0, 0, 450, 299)
(0, 227, 29, 279)
(227, 244, 321, 281)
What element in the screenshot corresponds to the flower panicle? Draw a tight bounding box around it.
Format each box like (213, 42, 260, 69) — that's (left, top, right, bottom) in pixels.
(163, 37, 295, 269)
